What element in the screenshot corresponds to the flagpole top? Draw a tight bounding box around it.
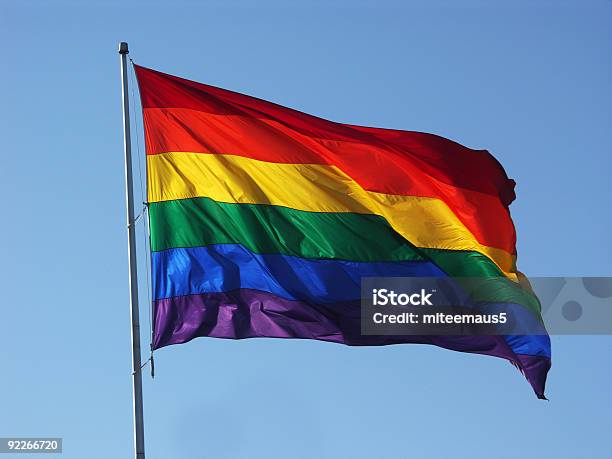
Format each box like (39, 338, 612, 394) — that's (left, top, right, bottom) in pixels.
(119, 42, 129, 54)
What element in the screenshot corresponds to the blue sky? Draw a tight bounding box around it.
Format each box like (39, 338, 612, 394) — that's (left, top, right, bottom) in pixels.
(1, 1, 611, 458)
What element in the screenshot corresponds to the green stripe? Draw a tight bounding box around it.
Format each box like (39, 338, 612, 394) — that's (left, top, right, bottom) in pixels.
(149, 197, 541, 314)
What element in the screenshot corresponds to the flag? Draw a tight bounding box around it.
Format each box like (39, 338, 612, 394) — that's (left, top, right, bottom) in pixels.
(134, 65, 551, 398)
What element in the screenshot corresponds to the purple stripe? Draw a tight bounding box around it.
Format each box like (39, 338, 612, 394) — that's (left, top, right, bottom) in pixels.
(153, 289, 549, 398)
(515, 354, 551, 400)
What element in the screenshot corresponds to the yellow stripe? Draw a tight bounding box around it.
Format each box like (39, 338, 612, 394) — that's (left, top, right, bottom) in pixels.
(147, 152, 518, 279)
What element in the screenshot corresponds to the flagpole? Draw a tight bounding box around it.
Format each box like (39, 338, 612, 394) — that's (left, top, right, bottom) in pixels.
(119, 41, 146, 459)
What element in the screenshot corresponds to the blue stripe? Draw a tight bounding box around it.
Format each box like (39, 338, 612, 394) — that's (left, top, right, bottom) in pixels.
(504, 334, 551, 358)
(152, 244, 446, 302)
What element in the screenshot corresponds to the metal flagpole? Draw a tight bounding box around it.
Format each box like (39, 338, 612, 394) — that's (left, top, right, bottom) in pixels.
(119, 41, 146, 459)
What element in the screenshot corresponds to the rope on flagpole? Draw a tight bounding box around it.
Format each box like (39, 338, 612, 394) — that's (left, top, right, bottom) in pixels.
(132, 355, 153, 376)
(128, 57, 155, 379)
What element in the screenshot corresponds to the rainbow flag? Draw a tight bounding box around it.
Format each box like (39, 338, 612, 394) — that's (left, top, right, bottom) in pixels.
(134, 65, 551, 398)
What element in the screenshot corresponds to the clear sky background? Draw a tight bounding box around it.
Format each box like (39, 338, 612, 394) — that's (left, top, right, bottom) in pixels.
(1, 1, 611, 458)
